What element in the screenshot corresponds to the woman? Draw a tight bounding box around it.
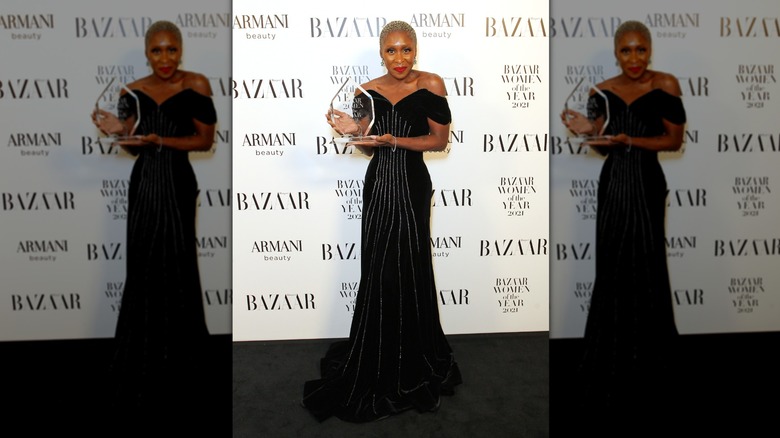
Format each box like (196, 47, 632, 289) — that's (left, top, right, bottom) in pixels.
(561, 20, 686, 408)
(302, 20, 462, 422)
(92, 20, 216, 422)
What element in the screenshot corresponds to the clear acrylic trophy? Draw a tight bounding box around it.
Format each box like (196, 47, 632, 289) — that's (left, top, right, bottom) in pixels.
(94, 77, 142, 147)
(563, 77, 611, 144)
(329, 77, 375, 145)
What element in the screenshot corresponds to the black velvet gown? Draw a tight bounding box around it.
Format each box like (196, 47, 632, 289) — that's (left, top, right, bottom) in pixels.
(581, 88, 686, 409)
(303, 89, 462, 422)
(111, 89, 216, 422)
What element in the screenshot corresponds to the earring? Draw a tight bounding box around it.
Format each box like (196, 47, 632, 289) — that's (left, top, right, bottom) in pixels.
(414, 58, 417, 65)
(381, 60, 384, 66)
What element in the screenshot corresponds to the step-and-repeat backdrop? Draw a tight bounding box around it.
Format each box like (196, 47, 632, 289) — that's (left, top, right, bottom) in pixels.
(0, 0, 231, 340)
(232, 0, 550, 341)
(551, 1, 780, 338)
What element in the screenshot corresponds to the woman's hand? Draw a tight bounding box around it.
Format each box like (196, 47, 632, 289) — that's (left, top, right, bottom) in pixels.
(116, 133, 160, 148)
(91, 109, 126, 136)
(326, 109, 360, 135)
(347, 134, 394, 148)
(560, 109, 594, 136)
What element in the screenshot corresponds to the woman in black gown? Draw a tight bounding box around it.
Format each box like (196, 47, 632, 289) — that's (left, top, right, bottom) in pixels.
(561, 20, 686, 412)
(302, 20, 462, 422)
(92, 20, 216, 427)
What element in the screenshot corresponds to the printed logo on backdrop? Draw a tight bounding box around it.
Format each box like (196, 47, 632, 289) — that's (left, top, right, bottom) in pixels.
(440, 77, 474, 97)
(175, 12, 230, 39)
(86, 242, 123, 261)
(100, 179, 128, 221)
(231, 78, 303, 99)
(81, 135, 120, 155)
(430, 235, 462, 258)
(673, 287, 704, 307)
(735, 64, 775, 109)
(7, 132, 62, 158)
(199, 188, 231, 208)
(214, 129, 230, 146)
(309, 17, 386, 38)
(549, 17, 621, 38)
(251, 239, 302, 262)
(494, 277, 528, 314)
(334, 179, 363, 220)
(644, 12, 699, 39)
(667, 187, 707, 208)
(236, 191, 311, 211)
(0, 78, 69, 100)
(0, 13, 54, 41)
(315, 137, 363, 155)
(234, 14, 289, 41)
(550, 134, 589, 155)
(338, 280, 359, 314)
(321, 242, 359, 261)
(568, 178, 598, 221)
(242, 131, 296, 158)
(479, 238, 547, 257)
(74, 16, 152, 38)
(104, 280, 124, 312)
(570, 280, 592, 313)
(11, 293, 82, 312)
(204, 288, 232, 307)
(498, 176, 536, 217)
(408, 13, 465, 39)
(485, 17, 546, 37)
(666, 235, 697, 259)
(503, 64, 541, 109)
(678, 76, 709, 98)
(432, 188, 472, 207)
(439, 287, 469, 306)
(206, 77, 234, 100)
(732, 176, 771, 217)
(196, 235, 228, 259)
(1, 191, 75, 212)
(720, 17, 780, 38)
(484, 133, 547, 153)
(728, 276, 764, 315)
(717, 133, 779, 153)
(554, 241, 593, 261)
(245, 292, 315, 311)
(714, 238, 780, 256)
(16, 239, 68, 262)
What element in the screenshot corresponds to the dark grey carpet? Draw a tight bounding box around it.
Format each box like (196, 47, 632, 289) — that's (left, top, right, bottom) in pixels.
(232, 332, 549, 438)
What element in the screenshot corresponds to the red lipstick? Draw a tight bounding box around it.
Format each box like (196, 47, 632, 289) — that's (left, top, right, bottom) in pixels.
(394, 66, 407, 73)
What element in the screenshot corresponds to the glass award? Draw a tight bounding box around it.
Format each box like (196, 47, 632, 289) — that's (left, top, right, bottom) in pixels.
(329, 77, 375, 145)
(94, 77, 142, 147)
(563, 77, 611, 144)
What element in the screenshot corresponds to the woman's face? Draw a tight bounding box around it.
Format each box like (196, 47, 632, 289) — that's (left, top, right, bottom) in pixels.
(145, 30, 182, 80)
(614, 30, 651, 80)
(380, 31, 416, 80)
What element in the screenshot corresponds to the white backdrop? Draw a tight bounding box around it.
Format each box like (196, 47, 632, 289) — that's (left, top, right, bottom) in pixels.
(550, 0, 780, 338)
(232, 0, 550, 341)
(0, 0, 231, 340)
